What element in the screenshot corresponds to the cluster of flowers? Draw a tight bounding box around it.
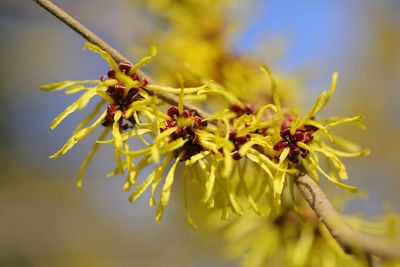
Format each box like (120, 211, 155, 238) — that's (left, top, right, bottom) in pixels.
(40, 44, 368, 223)
(273, 114, 316, 163)
(100, 62, 147, 129)
(161, 106, 208, 161)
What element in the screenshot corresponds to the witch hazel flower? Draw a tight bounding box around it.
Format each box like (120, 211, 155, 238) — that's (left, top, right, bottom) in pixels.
(39, 43, 161, 187)
(273, 117, 316, 164)
(161, 106, 208, 161)
(119, 106, 229, 222)
(263, 69, 369, 193)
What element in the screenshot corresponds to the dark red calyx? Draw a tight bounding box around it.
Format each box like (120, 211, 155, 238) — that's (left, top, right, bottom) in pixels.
(164, 120, 176, 128)
(126, 88, 139, 99)
(192, 117, 202, 128)
(100, 75, 106, 82)
(231, 150, 242, 160)
(167, 106, 179, 118)
(192, 117, 208, 130)
(301, 150, 309, 158)
(235, 135, 250, 145)
(114, 83, 126, 92)
(230, 104, 242, 113)
(289, 146, 301, 156)
(303, 132, 313, 144)
(130, 73, 139, 81)
(141, 79, 149, 87)
(230, 103, 255, 117)
(293, 131, 305, 142)
(273, 141, 287, 151)
(119, 62, 132, 73)
(107, 104, 118, 115)
(182, 110, 193, 118)
(305, 124, 318, 132)
(280, 127, 291, 138)
(175, 127, 184, 136)
(229, 130, 237, 139)
(245, 103, 254, 114)
(107, 69, 116, 79)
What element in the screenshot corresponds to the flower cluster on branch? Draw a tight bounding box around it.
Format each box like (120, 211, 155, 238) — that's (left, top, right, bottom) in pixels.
(41, 44, 368, 223)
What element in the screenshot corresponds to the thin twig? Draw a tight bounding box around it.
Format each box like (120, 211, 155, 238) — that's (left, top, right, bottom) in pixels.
(296, 174, 400, 259)
(33, 0, 209, 118)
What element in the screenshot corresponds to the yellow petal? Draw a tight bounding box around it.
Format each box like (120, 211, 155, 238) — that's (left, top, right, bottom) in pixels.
(112, 111, 123, 174)
(156, 156, 180, 222)
(279, 147, 290, 164)
(38, 80, 98, 91)
(50, 90, 96, 129)
(260, 65, 281, 112)
(228, 192, 244, 216)
(273, 160, 288, 203)
(319, 72, 339, 112)
(128, 171, 156, 203)
(150, 154, 173, 206)
(222, 147, 233, 178)
(325, 114, 365, 129)
(65, 85, 87, 94)
(97, 128, 152, 144)
(129, 46, 158, 74)
(202, 160, 217, 203)
(50, 111, 106, 158)
(160, 138, 187, 154)
(77, 128, 109, 188)
(310, 157, 358, 192)
(84, 43, 119, 70)
(74, 100, 106, 133)
(246, 153, 273, 179)
(185, 151, 211, 165)
(129, 155, 151, 184)
(145, 83, 209, 94)
(184, 173, 197, 230)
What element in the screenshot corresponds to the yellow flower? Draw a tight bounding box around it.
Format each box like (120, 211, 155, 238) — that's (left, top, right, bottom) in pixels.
(262, 69, 369, 193)
(40, 43, 160, 188)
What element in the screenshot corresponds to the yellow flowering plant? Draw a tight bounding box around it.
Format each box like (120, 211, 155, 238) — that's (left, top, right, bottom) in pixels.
(41, 40, 367, 223)
(34, 0, 400, 266)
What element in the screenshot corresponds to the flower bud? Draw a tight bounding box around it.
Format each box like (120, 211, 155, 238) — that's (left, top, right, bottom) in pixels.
(167, 106, 179, 118)
(231, 150, 241, 160)
(107, 69, 116, 79)
(118, 62, 132, 73)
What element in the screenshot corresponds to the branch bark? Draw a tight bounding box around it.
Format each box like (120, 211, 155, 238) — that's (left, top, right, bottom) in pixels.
(34, 0, 400, 260)
(33, 0, 209, 118)
(296, 174, 400, 259)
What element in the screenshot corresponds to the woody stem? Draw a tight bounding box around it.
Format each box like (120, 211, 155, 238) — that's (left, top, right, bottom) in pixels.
(296, 174, 400, 259)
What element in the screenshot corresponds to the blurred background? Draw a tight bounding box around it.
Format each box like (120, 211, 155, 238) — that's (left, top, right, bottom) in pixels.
(0, 0, 399, 266)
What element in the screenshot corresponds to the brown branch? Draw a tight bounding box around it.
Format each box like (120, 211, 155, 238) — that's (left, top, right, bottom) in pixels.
(296, 174, 400, 259)
(33, 0, 209, 118)
(34, 0, 400, 260)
